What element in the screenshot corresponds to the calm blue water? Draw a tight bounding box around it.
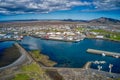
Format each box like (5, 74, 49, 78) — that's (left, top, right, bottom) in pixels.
(19, 36, 120, 73)
(0, 41, 15, 55)
(0, 36, 120, 73)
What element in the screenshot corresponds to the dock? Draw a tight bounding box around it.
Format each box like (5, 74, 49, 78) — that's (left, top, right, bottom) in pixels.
(31, 35, 83, 43)
(87, 49, 120, 58)
(83, 62, 92, 69)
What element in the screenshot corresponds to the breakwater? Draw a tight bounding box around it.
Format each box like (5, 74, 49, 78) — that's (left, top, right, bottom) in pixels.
(0, 43, 32, 71)
(87, 49, 120, 58)
(83, 62, 92, 69)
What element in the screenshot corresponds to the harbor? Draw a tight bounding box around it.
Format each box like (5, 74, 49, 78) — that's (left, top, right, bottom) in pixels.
(87, 49, 120, 58)
(20, 36, 120, 73)
(0, 42, 120, 80)
(1, 36, 120, 74)
(31, 35, 84, 43)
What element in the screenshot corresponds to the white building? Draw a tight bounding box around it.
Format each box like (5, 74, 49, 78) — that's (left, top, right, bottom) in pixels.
(96, 35, 104, 38)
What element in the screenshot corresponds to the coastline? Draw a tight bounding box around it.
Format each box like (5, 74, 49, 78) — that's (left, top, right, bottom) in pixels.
(0, 44, 21, 67)
(0, 38, 120, 79)
(86, 37, 120, 42)
(0, 39, 21, 42)
(0, 37, 120, 73)
(0, 43, 32, 71)
(31, 35, 81, 43)
(0, 41, 120, 79)
(31, 35, 120, 43)
(0, 36, 120, 43)
(0, 39, 15, 42)
(29, 50, 57, 67)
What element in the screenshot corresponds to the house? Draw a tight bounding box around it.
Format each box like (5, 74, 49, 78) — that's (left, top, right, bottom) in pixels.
(96, 35, 104, 38)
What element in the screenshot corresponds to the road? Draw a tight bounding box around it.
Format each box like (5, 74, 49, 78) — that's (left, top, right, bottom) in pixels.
(0, 43, 32, 71)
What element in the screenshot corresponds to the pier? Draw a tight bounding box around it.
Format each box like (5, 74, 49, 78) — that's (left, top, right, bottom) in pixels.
(87, 49, 120, 58)
(83, 62, 92, 69)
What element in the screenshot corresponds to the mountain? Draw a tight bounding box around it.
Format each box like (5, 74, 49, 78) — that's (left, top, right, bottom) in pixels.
(61, 17, 120, 24)
(1, 17, 120, 25)
(88, 17, 120, 24)
(62, 19, 87, 22)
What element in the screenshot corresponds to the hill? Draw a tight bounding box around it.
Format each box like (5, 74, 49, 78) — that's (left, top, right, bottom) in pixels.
(88, 17, 120, 24)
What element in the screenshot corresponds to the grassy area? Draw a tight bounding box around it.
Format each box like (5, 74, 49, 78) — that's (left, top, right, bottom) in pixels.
(21, 62, 44, 74)
(12, 50, 60, 80)
(30, 50, 57, 67)
(75, 27, 85, 32)
(90, 29, 120, 41)
(13, 74, 30, 80)
(13, 62, 51, 80)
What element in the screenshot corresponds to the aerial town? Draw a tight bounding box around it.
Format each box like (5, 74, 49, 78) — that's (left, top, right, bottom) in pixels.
(0, 21, 120, 42)
(0, 20, 120, 80)
(0, 0, 120, 79)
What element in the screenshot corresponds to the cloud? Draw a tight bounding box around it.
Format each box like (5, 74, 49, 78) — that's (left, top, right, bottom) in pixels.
(0, 0, 90, 14)
(80, 0, 120, 12)
(92, 0, 120, 11)
(0, 0, 119, 14)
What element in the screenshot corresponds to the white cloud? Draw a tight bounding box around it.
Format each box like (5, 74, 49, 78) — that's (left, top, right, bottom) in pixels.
(81, 0, 120, 12)
(0, 0, 90, 14)
(0, 0, 119, 14)
(93, 0, 120, 10)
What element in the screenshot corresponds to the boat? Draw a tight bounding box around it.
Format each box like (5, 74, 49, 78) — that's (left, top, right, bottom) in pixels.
(93, 60, 100, 64)
(99, 61, 106, 64)
(93, 60, 106, 64)
(113, 55, 119, 58)
(102, 53, 106, 56)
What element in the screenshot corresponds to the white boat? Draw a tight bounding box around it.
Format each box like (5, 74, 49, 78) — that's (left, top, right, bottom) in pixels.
(93, 60, 100, 64)
(113, 55, 119, 58)
(100, 61, 106, 64)
(102, 53, 106, 56)
(93, 60, 106, 64)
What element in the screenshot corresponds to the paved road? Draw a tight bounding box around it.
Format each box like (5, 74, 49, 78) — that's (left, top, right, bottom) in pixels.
(0, 43, 34, 80)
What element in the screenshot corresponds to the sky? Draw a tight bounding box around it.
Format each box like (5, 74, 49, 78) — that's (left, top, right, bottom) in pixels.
(0, 0, 120, 21)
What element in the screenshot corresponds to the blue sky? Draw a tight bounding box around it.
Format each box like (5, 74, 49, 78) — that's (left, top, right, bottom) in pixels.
(0, 0, 120, 21)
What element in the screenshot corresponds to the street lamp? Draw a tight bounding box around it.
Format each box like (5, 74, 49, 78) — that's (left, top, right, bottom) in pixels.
(109, 64, 113, 73)
(98, 65, 102, 71)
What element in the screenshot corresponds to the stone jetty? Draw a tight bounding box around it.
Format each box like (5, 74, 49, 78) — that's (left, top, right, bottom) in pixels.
(87, 49, 120, 58)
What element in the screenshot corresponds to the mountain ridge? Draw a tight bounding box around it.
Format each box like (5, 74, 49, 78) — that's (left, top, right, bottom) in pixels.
(0, 17, 120, 24)
(88, 17, 120, 24)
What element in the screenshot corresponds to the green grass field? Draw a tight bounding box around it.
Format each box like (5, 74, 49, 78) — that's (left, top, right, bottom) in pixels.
(13, 62, 51, 80)
(30, 50, 56, 67)
(90, 29, 120, 41)
(13, 74, 30, 80)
